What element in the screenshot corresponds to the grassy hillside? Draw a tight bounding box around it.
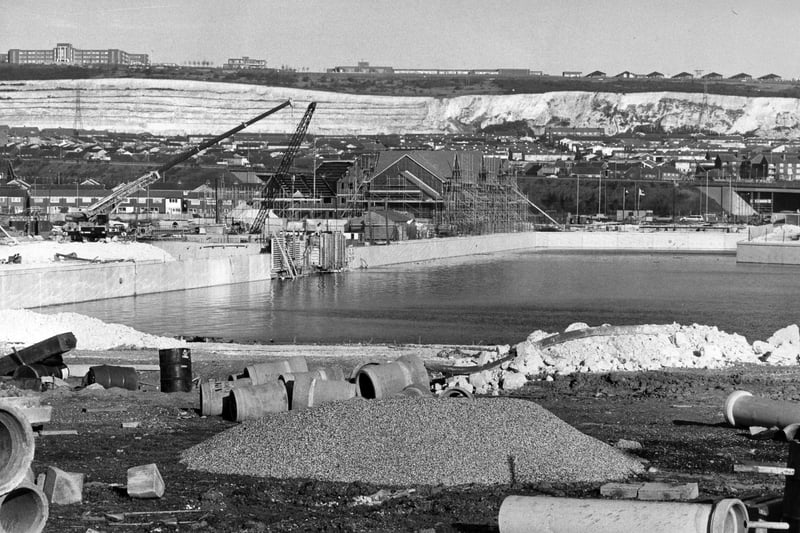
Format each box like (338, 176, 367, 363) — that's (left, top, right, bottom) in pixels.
(2, 64, 799, 98)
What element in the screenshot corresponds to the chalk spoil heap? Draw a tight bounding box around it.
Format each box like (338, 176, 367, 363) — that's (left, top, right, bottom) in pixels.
(181, 397, 645, 486)
(439, 323, 800, 395)
(0, 309, 186, 352)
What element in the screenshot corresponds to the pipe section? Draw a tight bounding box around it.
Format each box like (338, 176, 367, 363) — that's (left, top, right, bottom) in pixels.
(0, 482, 49, 533)
(241, 357, 308, 385)
(498, 496, 748, 533)
(355, 355, 429, 399)
(724, 391, 800, 429)
(0, 404, 35, 496)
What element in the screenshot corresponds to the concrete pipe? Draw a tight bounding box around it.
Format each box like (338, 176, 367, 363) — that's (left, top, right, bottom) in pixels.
(0, 482, 48, 533)
(724, 390, 800, 429)
(308, 378, 357, 407)
(199, 379, 253, 417)
(498, 496, 748, 533)
(0, 405, 35, 496)
(398, 384, 433, 398)
(439, 387, 475, 399)
(226, 383, 288, 422)
(355, 355, 430, 399)
(242, 357, 308, 385)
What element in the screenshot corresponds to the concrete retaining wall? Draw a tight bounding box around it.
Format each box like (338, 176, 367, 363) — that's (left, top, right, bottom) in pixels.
(1, 231, 750, 308)
(737, 241, 800, 264)
(349, 230, 746, 268)
(0, 252, 272, 308)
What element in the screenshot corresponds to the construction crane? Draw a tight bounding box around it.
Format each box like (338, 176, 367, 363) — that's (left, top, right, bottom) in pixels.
(5, 160, 19, 182)
(70, 99, 292, 229)
(250, 102, 316, 234)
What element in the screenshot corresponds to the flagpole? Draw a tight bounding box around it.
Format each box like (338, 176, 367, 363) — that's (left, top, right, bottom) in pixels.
(622, 188, 626, 222)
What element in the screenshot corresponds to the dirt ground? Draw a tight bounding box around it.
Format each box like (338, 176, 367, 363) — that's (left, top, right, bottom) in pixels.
(25, 344, 800, 532)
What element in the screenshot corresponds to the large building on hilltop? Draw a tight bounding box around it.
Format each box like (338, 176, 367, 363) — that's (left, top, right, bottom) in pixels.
(7, 43, 149, 66)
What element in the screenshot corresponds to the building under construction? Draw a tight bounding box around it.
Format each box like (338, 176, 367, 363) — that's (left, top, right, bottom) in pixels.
(338, 150, 556, 235)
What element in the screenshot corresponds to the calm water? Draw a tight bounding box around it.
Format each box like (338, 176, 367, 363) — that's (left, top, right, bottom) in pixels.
(40, 251, 800, 345)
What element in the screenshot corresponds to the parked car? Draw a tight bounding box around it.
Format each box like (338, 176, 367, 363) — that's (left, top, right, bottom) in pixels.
(679, 215, 705, 223)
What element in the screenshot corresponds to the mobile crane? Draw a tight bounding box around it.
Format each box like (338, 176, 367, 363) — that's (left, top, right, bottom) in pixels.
(250, 102, 316, 234)
(67, 100, 292, 240)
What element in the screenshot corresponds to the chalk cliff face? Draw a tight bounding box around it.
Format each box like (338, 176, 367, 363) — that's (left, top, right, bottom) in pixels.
(2, 78, 800, 137)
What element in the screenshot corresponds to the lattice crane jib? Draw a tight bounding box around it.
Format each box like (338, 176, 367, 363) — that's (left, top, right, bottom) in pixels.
(76, 100, 292, 224)
(251, 102, 317, 233)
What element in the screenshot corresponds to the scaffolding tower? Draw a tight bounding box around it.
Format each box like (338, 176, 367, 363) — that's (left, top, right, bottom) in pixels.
(340, 152, 558, 236)
(435, 156, 534, 235)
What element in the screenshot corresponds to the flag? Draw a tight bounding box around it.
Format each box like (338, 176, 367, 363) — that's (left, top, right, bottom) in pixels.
(638, 188, 645, 197)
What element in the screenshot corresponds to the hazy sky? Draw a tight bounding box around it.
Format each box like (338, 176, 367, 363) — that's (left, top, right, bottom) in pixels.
(2, 0, 800, 78)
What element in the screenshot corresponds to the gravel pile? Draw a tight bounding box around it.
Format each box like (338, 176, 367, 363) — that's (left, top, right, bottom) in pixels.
(180, 397, 645, 486)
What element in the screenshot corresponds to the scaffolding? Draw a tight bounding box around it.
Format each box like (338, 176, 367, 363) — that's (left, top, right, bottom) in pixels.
(341, 151, 559, 236)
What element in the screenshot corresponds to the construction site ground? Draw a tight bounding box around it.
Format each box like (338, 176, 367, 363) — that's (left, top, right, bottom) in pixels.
(34, 345, 798, 533)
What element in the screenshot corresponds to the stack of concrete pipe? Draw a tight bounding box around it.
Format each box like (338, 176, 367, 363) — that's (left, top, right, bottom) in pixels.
(0, 403, 48, 533)
(200, 355, 435, 422)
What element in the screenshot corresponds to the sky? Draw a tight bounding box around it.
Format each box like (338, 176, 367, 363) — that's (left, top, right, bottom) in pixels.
(3, 0, 800, 78)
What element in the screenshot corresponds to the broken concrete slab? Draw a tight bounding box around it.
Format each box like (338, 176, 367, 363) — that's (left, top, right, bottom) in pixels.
(43, 466, 84, 505)
(637, 482, 699, 501)
(600, 482, 643, 499)
(127, 463, 164, 499)
(599, 481, 699, 501)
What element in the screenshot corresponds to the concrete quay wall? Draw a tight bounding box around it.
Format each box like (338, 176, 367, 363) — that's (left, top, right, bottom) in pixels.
(349, 230, 746, 268)
(1, 248, 272, 308)
(737, 241, 800, 265)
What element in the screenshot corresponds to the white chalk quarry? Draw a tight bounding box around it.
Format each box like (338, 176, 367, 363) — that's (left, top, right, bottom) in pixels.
(3, 78, 800, 137)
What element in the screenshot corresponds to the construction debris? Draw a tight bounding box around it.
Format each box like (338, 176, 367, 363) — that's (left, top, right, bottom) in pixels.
(126, 464, 165, 499)
(42, 466, 84, 505)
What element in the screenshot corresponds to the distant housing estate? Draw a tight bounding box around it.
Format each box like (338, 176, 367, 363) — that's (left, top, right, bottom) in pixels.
(325, 62, 788, 82)
(7, 43, 149, 66)
(327, 61, 540, 77)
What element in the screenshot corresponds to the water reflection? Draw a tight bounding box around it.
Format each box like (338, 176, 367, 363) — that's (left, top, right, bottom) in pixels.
(40, 251, 800, 345)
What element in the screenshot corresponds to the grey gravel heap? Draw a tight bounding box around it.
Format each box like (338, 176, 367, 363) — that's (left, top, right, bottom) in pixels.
(180, 397, 644, 487)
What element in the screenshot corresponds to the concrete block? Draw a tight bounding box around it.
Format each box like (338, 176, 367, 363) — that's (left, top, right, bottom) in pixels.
(614, 439, 643, 451)
(127, 463, 164, 499)
(43, 466, 84, 505)
(600, 482, 643, 499)
(636, 482, 699, 501)
(500, 371, 527, 391)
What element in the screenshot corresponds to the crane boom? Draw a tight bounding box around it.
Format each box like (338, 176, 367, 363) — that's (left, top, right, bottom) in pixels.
(250, 102, 316, 233)
(78, 99, 292, 223)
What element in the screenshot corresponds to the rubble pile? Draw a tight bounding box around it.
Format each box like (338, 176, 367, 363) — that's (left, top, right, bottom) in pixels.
(439, 323, 800, 395)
